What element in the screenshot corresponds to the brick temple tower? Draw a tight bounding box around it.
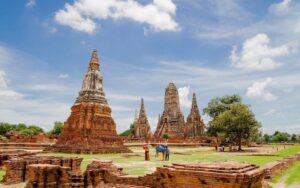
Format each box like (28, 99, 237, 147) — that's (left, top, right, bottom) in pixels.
(50, 49, 130, 154)
(154, 82, 185, 138)
(133, 98, 153, 139)
(185, 93, 205, 137)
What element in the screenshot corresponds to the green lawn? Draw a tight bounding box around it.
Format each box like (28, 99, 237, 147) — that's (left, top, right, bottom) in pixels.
(39, 145, 300, 176)
(0, 169, 5, 182)
(271, 160, 300, 186)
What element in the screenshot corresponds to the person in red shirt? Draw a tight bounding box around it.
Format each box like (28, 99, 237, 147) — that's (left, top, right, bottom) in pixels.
(143, 142, 150, 161)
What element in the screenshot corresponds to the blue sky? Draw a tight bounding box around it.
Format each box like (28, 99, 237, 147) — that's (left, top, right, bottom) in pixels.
(0, 0, 299, 134)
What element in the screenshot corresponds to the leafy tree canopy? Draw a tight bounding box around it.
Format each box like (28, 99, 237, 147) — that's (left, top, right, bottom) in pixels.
(271, 132, 289, 142)
(119, 123, 135, 136)
(48, 121, 64, 136)
(203, 94, 241, 119)
(0, 122, 44, 136)
(291, 134, 298, 142)
(205, 95, 261, 151)
(263, 134, 270, 142)
(162, 133, 169, 140)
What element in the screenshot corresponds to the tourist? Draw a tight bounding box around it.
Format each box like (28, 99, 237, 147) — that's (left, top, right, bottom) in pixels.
(165, 145, 170, 161)
(143, 142, 150, 161)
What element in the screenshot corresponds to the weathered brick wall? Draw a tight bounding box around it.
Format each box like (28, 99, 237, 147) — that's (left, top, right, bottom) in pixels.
(25, 164, 84, 188)
(8, 133, 52, 143)
(3, 156, 82, 184)
(11, 152, 300, 187)
(263, 152, 300, 179)
(0, 150, 35, 166)
(84, 160, 266, 188)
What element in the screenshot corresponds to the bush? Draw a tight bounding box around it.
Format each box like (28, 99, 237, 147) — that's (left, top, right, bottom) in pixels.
(263, 134, 270, 142)
(119, 123, 135, 136)
(48, 122, 64, 136)
(272, 132, 289, 142)
(162, 133, 169, 140)
(0, 122, 44, 136)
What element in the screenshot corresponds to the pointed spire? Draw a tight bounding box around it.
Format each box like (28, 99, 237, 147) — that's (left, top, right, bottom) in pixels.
(189, 93, 200, 115)
(139, 98, 145, 116)
(89, 49, 100, 70)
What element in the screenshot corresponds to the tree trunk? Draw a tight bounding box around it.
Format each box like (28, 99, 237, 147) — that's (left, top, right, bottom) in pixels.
(238, 136, 242, 151)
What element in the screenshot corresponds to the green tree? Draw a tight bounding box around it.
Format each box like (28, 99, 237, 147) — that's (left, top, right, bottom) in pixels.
(203, 94, 241, 119)
(16, 123, 27, 131)
(119, 123, 135, 136)
(263, 134, 270, 142)
(48, 122, 64, 135)
(0, 123, 16, 135)
(206, 101, 261, 151)
(19, 129, 34, 135)
(27, 125, 44, 135)
(272, 132, 289, 142)
(162, 133, 169, 140)
(291, 134, 297, 142)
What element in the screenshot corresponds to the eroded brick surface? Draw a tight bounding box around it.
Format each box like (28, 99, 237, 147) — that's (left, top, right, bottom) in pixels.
(132, 98, 153, 140)
(3, 156, 82, 184)
(262, 152, 300, 179)
(49, 50, 130, 154)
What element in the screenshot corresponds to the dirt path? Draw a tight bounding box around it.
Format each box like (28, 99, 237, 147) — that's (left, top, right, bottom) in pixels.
(268, 175, 300, 188)
(0, 183, 26, 188)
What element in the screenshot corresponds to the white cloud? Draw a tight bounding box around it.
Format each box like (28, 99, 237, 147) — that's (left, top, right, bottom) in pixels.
(55, 0, 179, 33)
(209, 0, 249, 19)
(108, 93, 161, 102)
(58, 73, 69, 78)
(26, 0, 36, 8)
(269, 0, 292, 14)
(264, 109, 284, 117)
(178, 86, 191, 109)
(29, 84, 68, 92)
(0, 71, 23, 100)
(0, 46, 12, 64)
(0, 90, 23, 100)
(246, 78, 277, 101)
(0, 70, 7, 87)
(230, 33, 289, 71)
(55, 4, 96, 33)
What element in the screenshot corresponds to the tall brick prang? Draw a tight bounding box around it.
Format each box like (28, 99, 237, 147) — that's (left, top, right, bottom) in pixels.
(154, 82, 185, 138)
(185, 93, 205, 137)
(133, 98, 153, 139)
(50, 49, 130, 154)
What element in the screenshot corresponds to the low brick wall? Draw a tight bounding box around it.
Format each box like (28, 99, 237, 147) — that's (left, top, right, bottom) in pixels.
(84, 160, 266, 188)
(2, 156, 82, 184)
(0, 150, 35, 166)
(25, 164, 84, 188)
(24, 160, 266, 188)
(262, 152, 300, 179)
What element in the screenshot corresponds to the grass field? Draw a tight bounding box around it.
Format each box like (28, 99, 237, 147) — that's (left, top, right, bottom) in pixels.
(0, 170, 4, 182)
(271, 160, 300, 186)
(39, 144, 300, 175)
(1, 144, 300, 186)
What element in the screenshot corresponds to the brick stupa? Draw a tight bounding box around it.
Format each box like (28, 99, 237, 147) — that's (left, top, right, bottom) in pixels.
(154, 82, 185, 138)
(133, 98, 153, 139)
(185, 93, 205, 137)
(51, 50, 130, 154)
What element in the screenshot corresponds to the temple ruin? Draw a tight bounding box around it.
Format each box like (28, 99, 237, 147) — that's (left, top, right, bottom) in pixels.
(133, 98, 153, 139)
(185, 93, 205, 137)
(23, 159, 268, 188)
(154, 83, 185, 138)
(50, 49, 130, 154)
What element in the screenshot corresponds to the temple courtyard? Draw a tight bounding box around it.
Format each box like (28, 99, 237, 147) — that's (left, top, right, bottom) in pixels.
(1, 144, 299, 187)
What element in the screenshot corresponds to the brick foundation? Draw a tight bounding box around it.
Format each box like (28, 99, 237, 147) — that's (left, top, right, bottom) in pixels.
(3, 156, 82, 184)
(262, 152, 300, 179)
